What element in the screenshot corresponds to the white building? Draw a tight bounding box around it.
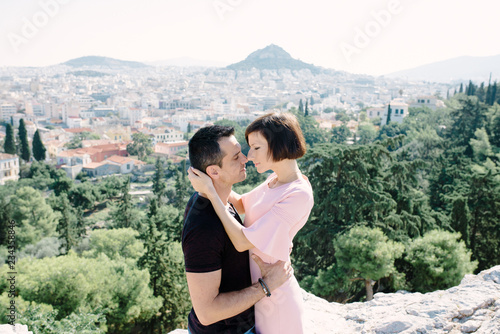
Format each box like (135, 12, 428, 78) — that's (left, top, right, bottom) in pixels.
(0, 153, 20, 185)
(0, 103, 16, 122)
(410, 96, 446, 110)
(366, 106, 385, 120)
(380, 99, 409, 126)
(152, 128, 185, 145)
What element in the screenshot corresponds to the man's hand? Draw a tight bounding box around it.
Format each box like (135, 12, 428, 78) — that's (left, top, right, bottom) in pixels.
(252, 254, 293, 292)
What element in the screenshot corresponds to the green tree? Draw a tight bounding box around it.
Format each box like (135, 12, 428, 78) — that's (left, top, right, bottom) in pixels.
(467, 159, 500, 271)
(298, 99, 304, 113)
(490, 111, 500, 147)
(406, 230, 477, 292)
(0, 252, 162, 333)
(68, 182, 102, 211)
(32, 129, 47, 161)
(54, 193, 77, 254)
(18, 118, 31, 162)
(0, 195, 12, 246)
(331, 124, 351, 144)
(0, 294, 106, 334)
(152, 157, 166, 199)
(356, 123, 377, 145)
(305, 100, 309, 116)
(334, 226, 404, 301)
(469, 128, 493, 161)
(3, 123, 16, 154)
(108, 177, 143, 229)
(82, 228, 144, 261)
(450, 196, 471, 247)
(127, 133, 153, 161)
(290, 108, 329, 146)
(170, 161, 192, 210)
(138, 220, 190, 332)
(51, 169, 73, 196)
(448, 97, 487, 157)
(10, 187, 59, 249)
(386, 104, 392, 125)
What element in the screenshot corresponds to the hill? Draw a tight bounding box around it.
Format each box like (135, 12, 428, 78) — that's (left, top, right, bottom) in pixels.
(62, 56, 149, 69)
(227, 44, 321, 73)
(386, 55, 500, 83)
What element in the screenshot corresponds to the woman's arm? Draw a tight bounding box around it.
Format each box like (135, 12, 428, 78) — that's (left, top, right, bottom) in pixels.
(188, 168, 254, 252)
(229, 190, 245, 214)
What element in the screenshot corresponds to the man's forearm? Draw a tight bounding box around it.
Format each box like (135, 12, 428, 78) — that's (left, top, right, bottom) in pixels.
(198, 282, 266, 326)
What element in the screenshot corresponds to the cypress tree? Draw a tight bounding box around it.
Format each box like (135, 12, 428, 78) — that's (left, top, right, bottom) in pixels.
(113, 177, 134, 228)
(386, 103, 392, 125)
(491, 82, 497, 105)
(152, 157, 166, 199)
(32, 129, 46, 161)
(298, 99, 304, 113)
(305, 100, 309, 116)
(18, 119, 31, 162)
(56, 193, 76, 254)
(3, 124, 16, 154)
(459, 83, 464, 93)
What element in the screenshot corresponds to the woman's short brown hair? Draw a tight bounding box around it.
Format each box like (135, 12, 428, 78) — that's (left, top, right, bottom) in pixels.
(245, 112, 306, 162)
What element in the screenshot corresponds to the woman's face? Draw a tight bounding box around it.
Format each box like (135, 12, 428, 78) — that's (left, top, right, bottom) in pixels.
(247, 131, 273, 173)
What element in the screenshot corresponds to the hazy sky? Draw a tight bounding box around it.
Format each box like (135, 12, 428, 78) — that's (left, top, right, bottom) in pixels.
(1, 0, 499, 76)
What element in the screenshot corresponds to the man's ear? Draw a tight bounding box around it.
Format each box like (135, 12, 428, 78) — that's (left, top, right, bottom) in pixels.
(205, 165, 220, 179)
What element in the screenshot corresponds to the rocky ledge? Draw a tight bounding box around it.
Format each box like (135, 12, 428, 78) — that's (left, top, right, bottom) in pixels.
(169, 265, 500, 334)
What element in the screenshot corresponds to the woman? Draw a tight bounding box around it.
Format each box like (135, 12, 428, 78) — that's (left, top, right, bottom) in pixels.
(188, 112, 314, 334)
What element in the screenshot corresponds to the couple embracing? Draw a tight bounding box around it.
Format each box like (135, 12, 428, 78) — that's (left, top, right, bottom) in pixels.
(182, 112, 314, 334)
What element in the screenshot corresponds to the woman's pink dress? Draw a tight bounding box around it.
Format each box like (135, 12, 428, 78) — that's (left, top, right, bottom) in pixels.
(241, 173, 314, 334)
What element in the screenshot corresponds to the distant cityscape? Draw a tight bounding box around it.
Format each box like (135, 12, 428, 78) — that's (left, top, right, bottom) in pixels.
(0, 45, 455, 184)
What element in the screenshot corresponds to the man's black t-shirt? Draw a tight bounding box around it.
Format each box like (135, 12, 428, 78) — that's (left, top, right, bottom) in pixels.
(182, 193, 254, 334)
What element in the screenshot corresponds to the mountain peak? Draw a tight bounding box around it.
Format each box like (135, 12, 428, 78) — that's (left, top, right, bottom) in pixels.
(227, 44, 320, 73)
(246, 44, 293, 60)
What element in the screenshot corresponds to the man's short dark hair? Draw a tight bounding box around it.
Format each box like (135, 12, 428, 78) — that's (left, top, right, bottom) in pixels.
(245, 112, 306, 162)
(189, 125, 235, 173)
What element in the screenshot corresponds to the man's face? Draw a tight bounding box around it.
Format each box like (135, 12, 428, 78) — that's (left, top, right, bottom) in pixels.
(214, 135, 248, 186)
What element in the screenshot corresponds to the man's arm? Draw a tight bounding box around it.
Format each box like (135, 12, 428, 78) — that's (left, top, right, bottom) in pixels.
(186, 255, 291, 326)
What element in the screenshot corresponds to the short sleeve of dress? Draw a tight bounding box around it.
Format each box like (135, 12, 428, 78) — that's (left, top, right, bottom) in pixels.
(242, 190, 312, 261)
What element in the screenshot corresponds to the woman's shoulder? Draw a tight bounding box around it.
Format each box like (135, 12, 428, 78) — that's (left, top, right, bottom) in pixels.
(280, 176, 313, 201)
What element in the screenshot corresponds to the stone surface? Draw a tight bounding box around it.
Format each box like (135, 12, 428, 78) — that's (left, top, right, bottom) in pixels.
(169, 265, 500, 333)
(0, 324, 33, 334)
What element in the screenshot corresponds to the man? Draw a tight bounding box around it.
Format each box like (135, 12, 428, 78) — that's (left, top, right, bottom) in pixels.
(182, 125, 291, 334)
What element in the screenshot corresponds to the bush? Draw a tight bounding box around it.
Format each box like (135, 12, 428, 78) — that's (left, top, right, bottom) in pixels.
(406, 230, 477, 292)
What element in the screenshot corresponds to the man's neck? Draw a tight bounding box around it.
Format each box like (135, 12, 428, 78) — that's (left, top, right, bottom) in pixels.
(198, 181, 231, 206)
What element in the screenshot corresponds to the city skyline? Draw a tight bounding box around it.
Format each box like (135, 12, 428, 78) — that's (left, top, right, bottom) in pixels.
(1, 0, 499, 76)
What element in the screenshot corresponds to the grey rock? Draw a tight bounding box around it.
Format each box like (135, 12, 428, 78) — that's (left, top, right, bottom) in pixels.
(0, 324, 33, 334)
